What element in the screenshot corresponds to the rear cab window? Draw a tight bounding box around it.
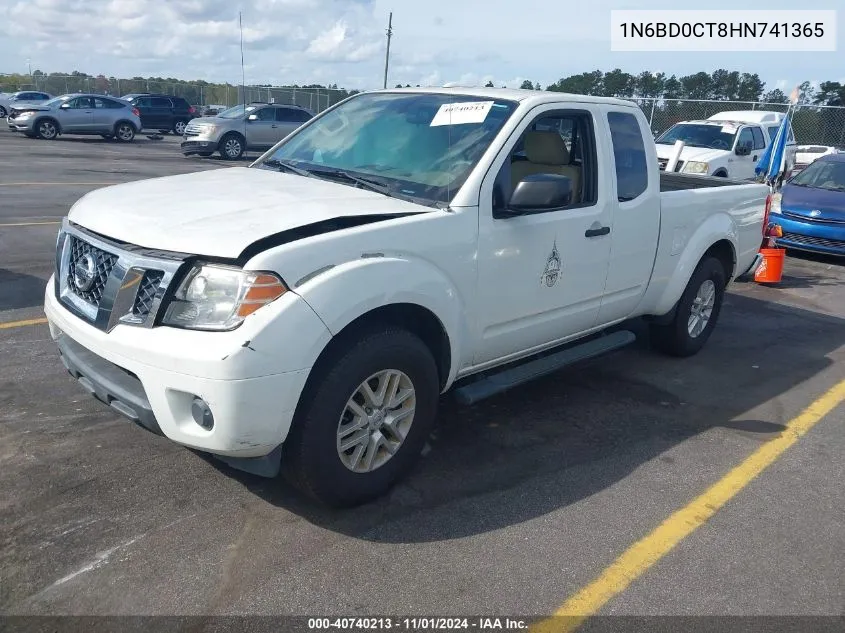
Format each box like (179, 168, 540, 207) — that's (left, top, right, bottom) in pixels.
(606, 110, 649, 202)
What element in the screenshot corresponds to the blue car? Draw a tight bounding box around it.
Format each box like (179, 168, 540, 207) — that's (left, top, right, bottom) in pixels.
(771, 154, 845, 256)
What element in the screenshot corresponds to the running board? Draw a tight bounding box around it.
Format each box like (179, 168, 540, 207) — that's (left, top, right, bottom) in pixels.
(453, 330, 636, 406)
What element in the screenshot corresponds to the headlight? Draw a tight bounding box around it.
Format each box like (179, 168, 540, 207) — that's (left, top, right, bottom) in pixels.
(196, 124, 216, 134)
(683, 161, 709, 174)
(162, 264, 287, 331)
(769, 193, 782, 214)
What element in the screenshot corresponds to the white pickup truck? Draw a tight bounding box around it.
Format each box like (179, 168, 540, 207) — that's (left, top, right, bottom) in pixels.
(44, 88, 770, 506)
(655, 110, 796, 180)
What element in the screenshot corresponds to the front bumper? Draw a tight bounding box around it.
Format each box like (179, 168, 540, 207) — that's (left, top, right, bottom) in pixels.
(180, 138, 219, 155)
(45, 275, 331, 465)
(772, 213, 845, 256)
(8, 117, 35, 132)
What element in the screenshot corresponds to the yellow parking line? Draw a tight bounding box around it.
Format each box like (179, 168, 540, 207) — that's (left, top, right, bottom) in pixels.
(0, 317, 48, 330)
(532, 378, 845, 633)
(0, 221, 61, 227)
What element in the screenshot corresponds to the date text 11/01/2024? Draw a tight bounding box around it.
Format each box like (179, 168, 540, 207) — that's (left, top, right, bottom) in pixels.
(307, 618, 528, 630)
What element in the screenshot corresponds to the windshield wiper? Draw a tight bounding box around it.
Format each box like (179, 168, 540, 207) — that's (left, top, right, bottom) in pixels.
(263, 158, 313, 178)
(307, 167, 394, 197)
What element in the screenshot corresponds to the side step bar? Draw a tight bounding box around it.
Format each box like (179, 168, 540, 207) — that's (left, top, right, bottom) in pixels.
(453, 330, 636, 406)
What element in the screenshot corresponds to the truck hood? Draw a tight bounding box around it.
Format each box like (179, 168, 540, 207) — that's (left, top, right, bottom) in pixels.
(654, 144, 727, 164)
(67, 167, 434, 259)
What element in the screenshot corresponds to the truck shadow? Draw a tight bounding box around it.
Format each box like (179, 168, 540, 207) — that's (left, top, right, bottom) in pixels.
(0, 269, 48, 311)
(207, 291, 845, 544)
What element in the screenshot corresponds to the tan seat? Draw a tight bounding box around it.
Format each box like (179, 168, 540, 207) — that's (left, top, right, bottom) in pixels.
(510, 131, 581, 204)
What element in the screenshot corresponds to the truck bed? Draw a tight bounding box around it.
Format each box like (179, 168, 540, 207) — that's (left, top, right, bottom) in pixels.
(660, 171, 755, 191)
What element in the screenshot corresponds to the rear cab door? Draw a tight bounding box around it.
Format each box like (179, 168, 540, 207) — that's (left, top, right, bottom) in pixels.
(473, 102, 615, 365)
(275, 107, 311, 140)
(594, 106, 661, 325)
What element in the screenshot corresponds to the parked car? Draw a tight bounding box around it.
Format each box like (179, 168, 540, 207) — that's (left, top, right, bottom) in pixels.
(770, 153, 845, 256)
(655, 110, 796, 180)
(121, 93, 198, 135)
(0, 90, 53, 118)
(787, 145, 841, 178)
(181, 102, 314, 160)
(44, 88, 769, 507)
(201, 104, 227, 116)
(7, 93, 141, 142)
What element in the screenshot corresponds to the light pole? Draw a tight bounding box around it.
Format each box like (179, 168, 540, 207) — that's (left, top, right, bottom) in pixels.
(382, 12, 393, 89)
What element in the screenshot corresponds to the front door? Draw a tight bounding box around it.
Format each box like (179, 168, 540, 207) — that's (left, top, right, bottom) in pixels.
(59, 96, 95, 132)
(245, 106, 279, 149)
(474, 106, 614, 365)
(731, 126, 757, 180)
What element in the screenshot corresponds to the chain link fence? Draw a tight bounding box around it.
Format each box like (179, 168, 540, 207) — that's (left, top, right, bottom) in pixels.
(635, 98, 845, 147)
(0, 74, 353, 113)
(4, 76, 845, 145)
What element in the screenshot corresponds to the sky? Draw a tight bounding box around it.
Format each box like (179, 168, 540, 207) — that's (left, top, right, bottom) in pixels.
(1, 0, 843, 94)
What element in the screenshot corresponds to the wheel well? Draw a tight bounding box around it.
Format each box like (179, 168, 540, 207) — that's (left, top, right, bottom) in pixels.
(704, 239, 735, 280)
(37, 116, 61, 132)
(713, 169, 728, 177)
(315, 304, 452, 391)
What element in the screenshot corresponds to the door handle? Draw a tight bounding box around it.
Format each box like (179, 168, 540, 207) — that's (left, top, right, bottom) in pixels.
(585, 226, 610, 238)
(271, 125, 277, 128)
(753, 154, 758, 161)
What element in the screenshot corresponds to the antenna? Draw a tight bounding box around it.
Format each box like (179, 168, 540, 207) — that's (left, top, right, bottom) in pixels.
(382, 12, 393, 89)
(239, 11, 246, 105)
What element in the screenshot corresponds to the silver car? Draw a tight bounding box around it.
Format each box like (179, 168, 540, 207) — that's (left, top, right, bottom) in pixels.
(181, 103, 314, 160)
(0, 90, 53, 118)
(7, 93, 142, 142)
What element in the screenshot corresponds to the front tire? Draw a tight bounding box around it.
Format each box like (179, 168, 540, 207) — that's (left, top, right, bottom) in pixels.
(282, 328, 440, 507)
(219, 133, 245, 160)
(36, 118, 59, 140)
(649, 256, 726, 357)
(0, 106, 7, 118)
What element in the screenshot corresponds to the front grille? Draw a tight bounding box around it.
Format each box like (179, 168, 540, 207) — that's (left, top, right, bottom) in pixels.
(780, 232, 845, 250)
(66, 235, 118, 306)
(657, 158, 685, 172)
(132, 270, 164, 318)
(782, 210, 845, 225)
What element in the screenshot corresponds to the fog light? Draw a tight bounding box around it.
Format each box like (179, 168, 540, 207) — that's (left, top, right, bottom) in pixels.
(191, 397, 214, 430)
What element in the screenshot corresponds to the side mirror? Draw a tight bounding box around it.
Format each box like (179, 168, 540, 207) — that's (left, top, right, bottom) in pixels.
(507, 173, 572, 214)
(735, 144, 751, 156)
(247, 114, 258, 121)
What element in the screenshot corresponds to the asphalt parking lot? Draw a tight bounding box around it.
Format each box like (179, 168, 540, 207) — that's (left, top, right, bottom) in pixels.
(1, 128, 844, 630)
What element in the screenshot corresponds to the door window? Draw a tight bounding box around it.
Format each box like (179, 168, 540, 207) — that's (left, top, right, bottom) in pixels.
(151, 97, 172, 108)
(496, 110, 597, 215)
(253, 107, 276, 121)
(736, 127, 754, 150)
(751, 127, 766, 149)
(606, 111, 648, 202)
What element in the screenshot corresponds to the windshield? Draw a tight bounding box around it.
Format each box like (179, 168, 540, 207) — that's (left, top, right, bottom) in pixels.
(256, 92, 518, 206)
(43, 95, 73, 107)
(656, 123, 738, 150)
(216, 104, 259, 119)
(788, 159, 845, 191)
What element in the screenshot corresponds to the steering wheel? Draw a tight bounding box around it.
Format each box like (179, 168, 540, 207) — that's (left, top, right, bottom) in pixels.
(710, 139, 730, 150)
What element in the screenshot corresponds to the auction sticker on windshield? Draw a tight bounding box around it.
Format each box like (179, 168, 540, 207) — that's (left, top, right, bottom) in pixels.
(430, 101, 494, 126)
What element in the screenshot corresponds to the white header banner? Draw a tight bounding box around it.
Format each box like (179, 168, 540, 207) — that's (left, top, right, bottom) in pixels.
(610, 10, 837, 52)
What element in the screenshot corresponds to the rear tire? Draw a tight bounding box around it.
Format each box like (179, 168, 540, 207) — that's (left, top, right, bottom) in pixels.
(282, 327, 440, 507)
(0, 106, 7, 118)
(649, 256, 726, 358)
(114, 122, 135, 142)
(173, 119, 188, 135)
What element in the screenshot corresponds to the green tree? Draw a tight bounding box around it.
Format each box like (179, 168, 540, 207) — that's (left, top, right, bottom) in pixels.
(814, 81, 845, 106)
(761, 89, 788, 104)
(798, 81, 815, 104)
(736, 73, 765, 102)
(602, 68, 634, 97)
(519, 79, 534, 90)
(710, 69, 740, 100)
(679, 72, 712, 99)
(634, 71, 665, 98)
(484, 80, 494, 87)
(547, 70, 603, 95)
